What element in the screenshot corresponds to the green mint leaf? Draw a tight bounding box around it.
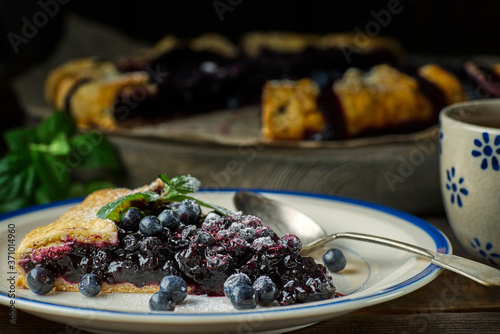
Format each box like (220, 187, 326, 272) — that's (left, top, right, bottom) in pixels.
(0, 151, 32, 175)
(0, 197, 31, 213)
(37, 112, 76, 144)
(4, 127, 37, 152)
(159, 173, 201, 194)
(170, 175, 201, 194)
(34, 186, 52, 204)
(86, 180, 117, 194)
(159, 173, 231, 216)
(95, 174, 232, 221)
(192, 198, 233, 216)
(30, 133, 71, 156)
(96, 191, 160, 223)
(157, 173, 173, 188)
(0, 110, 124, 213)
(68, 182, 86, 198)
(48, 133, 71, 156)
(69, 132, 122, 171)
(0, 152, 35, 212)
(162, 192, 232, 216)
(23, 165, 36, 197)
(30, 150, 70, 202)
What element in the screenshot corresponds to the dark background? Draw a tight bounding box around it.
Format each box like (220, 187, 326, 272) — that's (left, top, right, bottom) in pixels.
(1, 0, 499, 80)
(0, 0, 498, 145)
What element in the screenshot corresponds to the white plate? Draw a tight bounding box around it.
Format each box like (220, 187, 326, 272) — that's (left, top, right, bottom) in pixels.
(0, 190, 451, 334)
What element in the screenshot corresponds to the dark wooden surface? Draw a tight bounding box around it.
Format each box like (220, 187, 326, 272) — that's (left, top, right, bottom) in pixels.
(2, 216, 499, 334)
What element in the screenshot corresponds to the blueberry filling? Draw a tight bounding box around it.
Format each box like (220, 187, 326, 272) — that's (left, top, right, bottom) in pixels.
(21, 210, 336, 305)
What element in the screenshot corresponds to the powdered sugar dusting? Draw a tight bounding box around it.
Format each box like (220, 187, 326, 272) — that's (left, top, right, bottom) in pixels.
(16, 290, 241, 314)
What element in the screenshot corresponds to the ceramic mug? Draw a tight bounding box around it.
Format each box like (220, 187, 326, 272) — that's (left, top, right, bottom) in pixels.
(439, 99, 500, 267)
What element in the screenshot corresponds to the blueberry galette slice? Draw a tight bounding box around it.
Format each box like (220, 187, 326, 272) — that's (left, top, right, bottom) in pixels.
(15, 175, 336, 305)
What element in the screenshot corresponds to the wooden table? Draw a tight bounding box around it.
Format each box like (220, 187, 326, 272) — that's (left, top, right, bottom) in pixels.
(2, 216, 499, 334)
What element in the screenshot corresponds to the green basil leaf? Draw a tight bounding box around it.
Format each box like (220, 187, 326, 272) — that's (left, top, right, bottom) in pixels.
(37, 112, 76, 144)
(96, 191, 160, 223)
(70, 132, 121, 171)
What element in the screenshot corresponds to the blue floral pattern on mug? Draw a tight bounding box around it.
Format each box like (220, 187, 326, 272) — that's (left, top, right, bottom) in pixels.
(439, 129, 443, 155)
(445, 167, 468, 207)
(471, 132, 500, 171)
(470, 238, 500, 266)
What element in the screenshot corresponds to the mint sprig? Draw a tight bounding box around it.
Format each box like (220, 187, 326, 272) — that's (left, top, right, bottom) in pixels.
(159, 173, 232, 216)
(96, 173, 232, 222)
(0, 112, 122, 213)
(96, 191, 160, 223)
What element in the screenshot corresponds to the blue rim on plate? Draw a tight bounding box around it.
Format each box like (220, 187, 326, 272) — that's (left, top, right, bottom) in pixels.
(0, 189, 451, 319)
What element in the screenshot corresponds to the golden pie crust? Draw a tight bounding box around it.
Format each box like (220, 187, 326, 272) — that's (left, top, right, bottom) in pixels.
(261, 78, 325, 140)
(15, 179, 165, 293)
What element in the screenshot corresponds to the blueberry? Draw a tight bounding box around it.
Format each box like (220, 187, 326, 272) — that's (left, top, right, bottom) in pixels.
(159, 275, 187, 304)
(193, 231, 214, 246)
(139, 237, 162, 257)
(223, 273, 251, 296)
(158, 210, 181, 232)
(149, 291, 176, 311)
(120, 207, 144, 232)
(122, 233, 140, 251)
(27, 266, 55, 295)
(177, 200, 201, 225)
(253, 276, 277, 306)
(229, 284, 258, 310)
(238, 227, 257, 242)
(279, 234, 302, 253)
(256, 226, 276, 239)
(139, 216, 163, 237)
(251, 237, 275, 251)
(322, 248, 346, 272)
(228, 223, 244, 233)
(181, 225, 197, 239)
(78, 273, 102, 297)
